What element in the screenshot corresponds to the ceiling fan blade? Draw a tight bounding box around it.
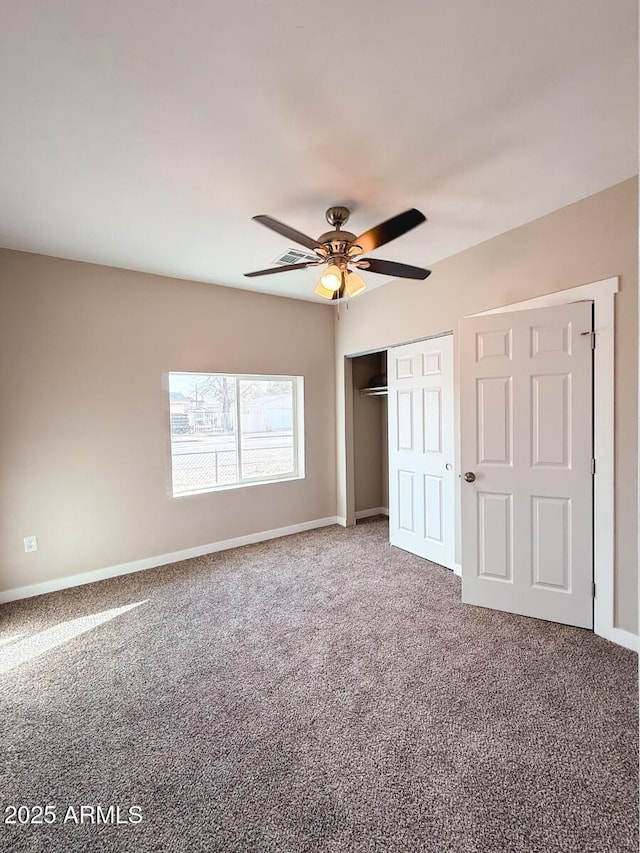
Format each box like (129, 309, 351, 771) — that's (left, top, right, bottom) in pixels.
(244, 262, 313, 278)
(253, 215, 323, 251)
(357, 258, 431, 280)
(352, 209, 426, 254)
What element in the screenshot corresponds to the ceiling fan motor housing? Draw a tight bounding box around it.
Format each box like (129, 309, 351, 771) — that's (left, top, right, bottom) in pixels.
(316, 229, 357, 258)
(317, 207, 357, 263)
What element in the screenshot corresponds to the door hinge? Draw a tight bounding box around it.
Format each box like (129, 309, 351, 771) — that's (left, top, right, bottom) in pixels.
(592, 582, 596, 598)
(591, 458, 596, 475)
(581, 330, 596, 349)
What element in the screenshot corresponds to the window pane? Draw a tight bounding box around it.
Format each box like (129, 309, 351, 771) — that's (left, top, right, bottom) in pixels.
(170, 373, 238, 494)
(239, 379, 295, 481)
(168, 372, 302, 496)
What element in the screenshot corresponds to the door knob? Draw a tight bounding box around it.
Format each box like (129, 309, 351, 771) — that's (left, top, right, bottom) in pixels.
(463, 471, 476, 483)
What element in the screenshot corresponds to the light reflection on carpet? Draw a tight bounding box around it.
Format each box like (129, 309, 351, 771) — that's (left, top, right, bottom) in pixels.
(0, 601, 147, 674)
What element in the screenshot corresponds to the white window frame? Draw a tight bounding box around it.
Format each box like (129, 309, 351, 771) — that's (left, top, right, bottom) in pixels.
(169, 372, 305, 497)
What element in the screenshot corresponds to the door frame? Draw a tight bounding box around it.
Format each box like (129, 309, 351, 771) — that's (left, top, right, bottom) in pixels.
(465, 276, 635, 651)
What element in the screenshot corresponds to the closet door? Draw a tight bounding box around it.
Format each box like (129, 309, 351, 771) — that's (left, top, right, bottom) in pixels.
(388, 335, 455, 569)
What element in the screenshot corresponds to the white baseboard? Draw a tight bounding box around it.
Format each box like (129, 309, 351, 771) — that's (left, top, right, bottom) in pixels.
(336, 516, 347, 527)
(355, 507, 389, 520)
(0, 516, 341, 604)
(596, 626, 639, 653)
(452, 563, 462, 577)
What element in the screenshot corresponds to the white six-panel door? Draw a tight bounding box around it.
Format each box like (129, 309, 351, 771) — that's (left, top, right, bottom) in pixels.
(460, 301, 593, 629)
(388, 336, 455, 569)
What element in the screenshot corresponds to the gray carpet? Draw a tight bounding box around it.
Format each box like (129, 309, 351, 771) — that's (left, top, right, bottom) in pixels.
(0, 518, 637, 852)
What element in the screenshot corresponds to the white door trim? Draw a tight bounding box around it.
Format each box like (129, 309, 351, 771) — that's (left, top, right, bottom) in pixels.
(467, 277, 635, 651)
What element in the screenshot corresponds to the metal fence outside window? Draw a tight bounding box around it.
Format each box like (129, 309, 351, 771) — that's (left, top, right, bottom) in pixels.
(171, 441, 295, 493)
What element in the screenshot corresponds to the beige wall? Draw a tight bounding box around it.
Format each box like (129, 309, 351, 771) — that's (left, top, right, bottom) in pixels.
(0, 250, 337, 594)
(335, 178, 638, 634)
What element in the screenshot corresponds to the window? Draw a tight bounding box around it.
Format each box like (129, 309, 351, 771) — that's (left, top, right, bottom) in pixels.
(168, 372, 304, 496)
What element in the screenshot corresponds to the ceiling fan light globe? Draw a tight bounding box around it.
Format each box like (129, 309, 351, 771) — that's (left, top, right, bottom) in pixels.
(345, 270, 367, 297)
(314, 282, 336, 300)
(319, 264, 342, 292)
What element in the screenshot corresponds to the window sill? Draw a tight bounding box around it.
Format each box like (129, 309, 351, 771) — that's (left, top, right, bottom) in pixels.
(172, 473, 304, 498)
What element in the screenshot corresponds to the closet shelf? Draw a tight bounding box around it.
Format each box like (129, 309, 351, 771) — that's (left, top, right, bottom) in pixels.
(359, 386, 388, 397)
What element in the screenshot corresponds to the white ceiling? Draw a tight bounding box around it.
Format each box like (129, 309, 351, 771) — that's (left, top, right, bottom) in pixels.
(0, 0, 637, 302)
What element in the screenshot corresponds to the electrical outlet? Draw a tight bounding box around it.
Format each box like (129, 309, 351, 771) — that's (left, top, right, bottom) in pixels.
(23, 535, 38, 553)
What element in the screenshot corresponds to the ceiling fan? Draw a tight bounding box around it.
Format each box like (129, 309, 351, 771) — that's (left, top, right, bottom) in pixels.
(244, 206, 431, 300)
